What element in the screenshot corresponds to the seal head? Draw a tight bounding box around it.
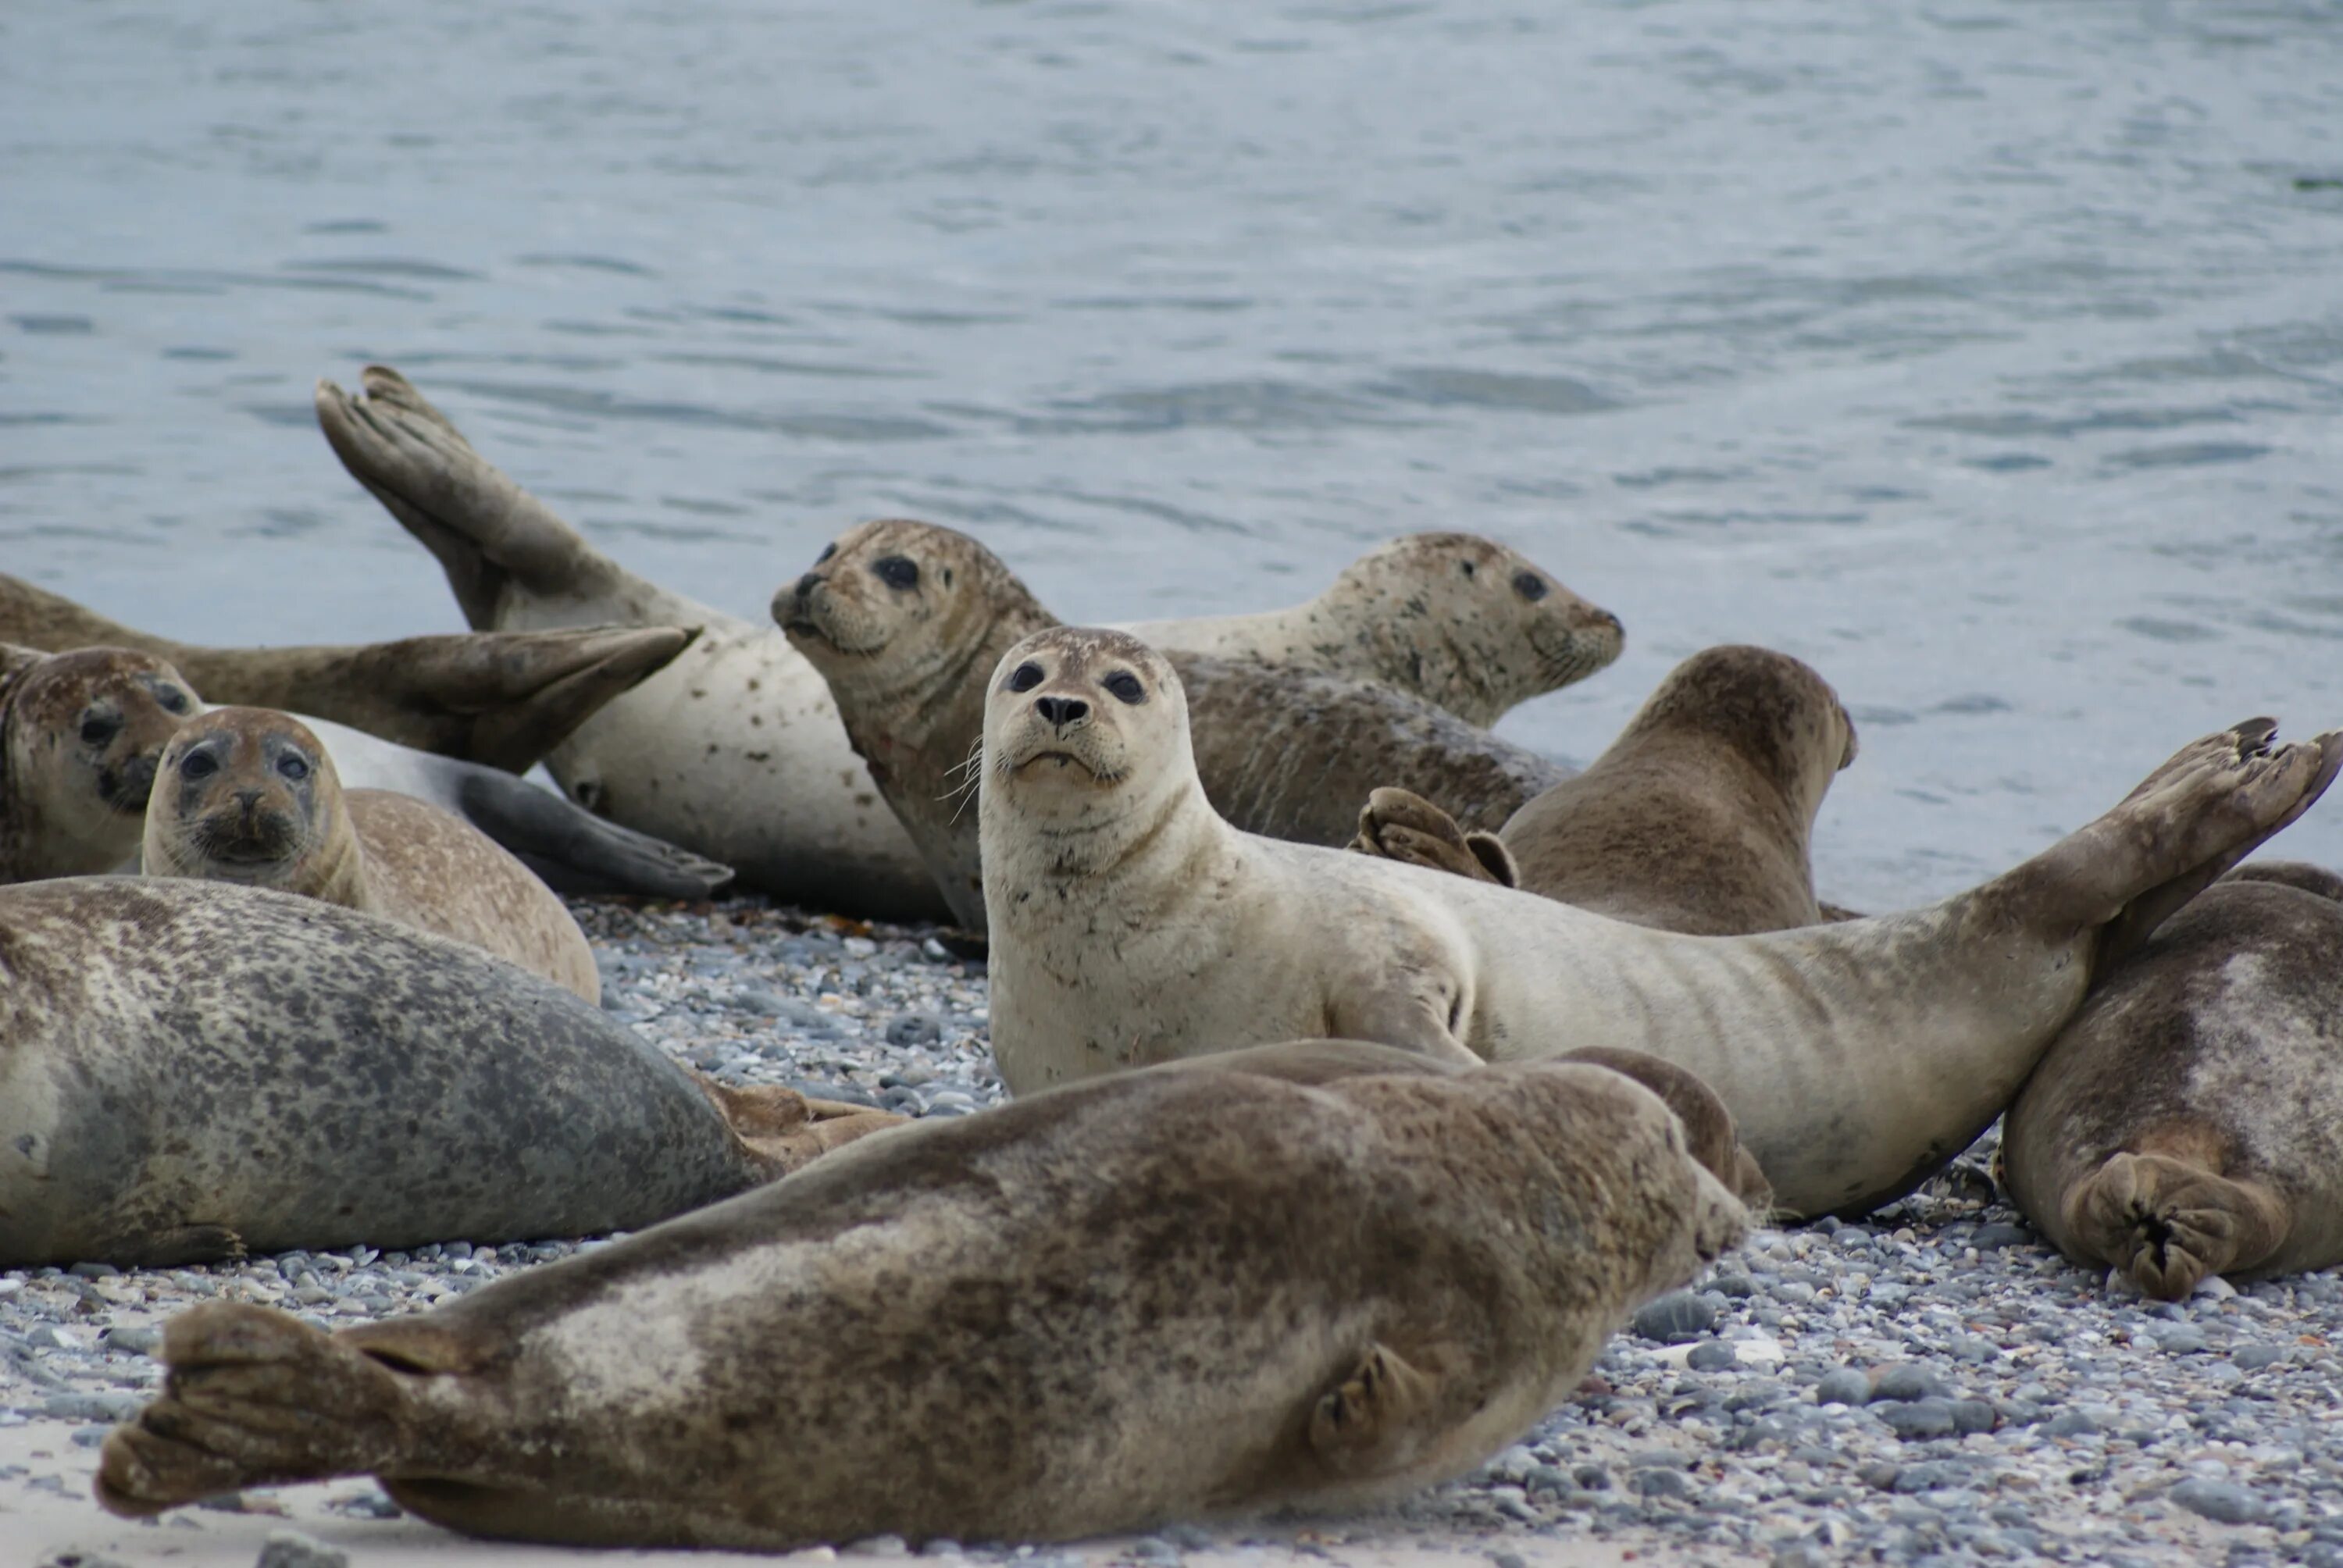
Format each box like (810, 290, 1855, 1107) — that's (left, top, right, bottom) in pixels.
(0, 643, 198, 882)
(142, 707, 362, 901)
(983, 629, 1193, 850)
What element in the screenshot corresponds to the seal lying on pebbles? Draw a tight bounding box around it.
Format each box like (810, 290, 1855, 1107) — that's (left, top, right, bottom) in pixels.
(95, 1040, 1745, 1548)
(1350, 645, 1855, 935)
(304, 714, 734, 900)
(1123, 532, 1625, 728)
(0, 642, 196, 882)
(2002, 861, 2343, 1299)
(0, 877, 897, 1269)
(979, 628, 2341, 1218)
(317, 365, 1578, 918)
(0, 573, 692, 774)
(778, 519, 1568, 929)
(142, 707, 601, 1002)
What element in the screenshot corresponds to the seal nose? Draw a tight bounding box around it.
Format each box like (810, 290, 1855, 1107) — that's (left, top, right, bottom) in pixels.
(1035, 696, 1089, 731)
(234, 787, 264, 813)
(793, 572, 823, 601)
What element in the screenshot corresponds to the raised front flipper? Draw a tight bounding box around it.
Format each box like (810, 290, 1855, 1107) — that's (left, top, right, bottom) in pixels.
(1349, 786, 1518, 886)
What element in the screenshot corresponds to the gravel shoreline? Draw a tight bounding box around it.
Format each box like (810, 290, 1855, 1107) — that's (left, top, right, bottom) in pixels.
(9, 894, 2342, 1567)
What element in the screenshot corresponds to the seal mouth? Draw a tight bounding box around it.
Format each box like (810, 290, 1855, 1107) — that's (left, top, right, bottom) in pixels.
(191, 813, 301, 865)
(779, 615, 886, 659)
(1007, 748, 1121, 784)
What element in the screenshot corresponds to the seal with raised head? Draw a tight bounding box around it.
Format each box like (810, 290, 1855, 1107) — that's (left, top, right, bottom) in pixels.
(143, 707, 601, 1002)
(0, 642, 197, 883)
(979, 627, 2340, 1219)
(1350, 645, 1856, 935)
(95, 1039, 1746, 1548)
(0, 573, 694, 774)
(1125, 532, 1624, 729)
(2001, 861, 2343, 1299)
(317, 365, 1592, 918)
(777, 519, 1569, 929)
(0, 876, 897, 1270)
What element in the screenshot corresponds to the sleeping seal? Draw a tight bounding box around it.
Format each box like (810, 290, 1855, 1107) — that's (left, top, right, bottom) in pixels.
(0, 877, 897, 1269)
(2002, 862, 2343, 1299)
(978, 627, 2339, 1219)
(96, 1040, 1744, 1548)
(1351, 645, 1856, 935)
(777, 518, 1568, 929)
(0, 643, 196, 883)
(0, 572, 693, 774)
(143, 707, 601, 1002)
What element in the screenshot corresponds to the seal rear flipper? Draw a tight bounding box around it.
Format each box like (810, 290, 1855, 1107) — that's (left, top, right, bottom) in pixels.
(95, 1304, 433, 1516)
(2063, 1151, 2291, 1301)
(692, 1078, 908, 1180)
(1307, 1342, 1446, 1479)
(454, 768, 735, 898)
(1350, 787, 1517, 887)
(315, 365, 625, 627)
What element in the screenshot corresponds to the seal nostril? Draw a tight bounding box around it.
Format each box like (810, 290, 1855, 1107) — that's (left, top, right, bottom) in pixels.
(793, 572, 822, 600)
(1035, 697, 1090, 729)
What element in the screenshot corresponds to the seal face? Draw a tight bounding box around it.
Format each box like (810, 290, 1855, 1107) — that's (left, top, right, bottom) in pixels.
(780, 521, 1569, 931)
(95, 1043, 1746, 1549)
(1127, 531, 1627, 728)
(1353, 645, 1856, 935)
(0, 643, 197, 883)
(2002, 863, 2343, 1299)
(143, 707, 603, 1002)
(980, 627, 2340, 1218)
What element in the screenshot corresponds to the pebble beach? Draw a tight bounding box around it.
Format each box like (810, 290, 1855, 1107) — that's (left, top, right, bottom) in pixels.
(9, 893, 2341, 1568)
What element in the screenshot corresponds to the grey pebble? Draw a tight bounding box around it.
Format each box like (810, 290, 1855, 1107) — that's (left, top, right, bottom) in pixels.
(2233, 1345, 2288, 1370)
(1687, 1340, 1738, 1371)
(1874, 1399, 1958, 1439)
(44, 1392, 141, 1422)
(1970, 1223, 2032, 1249)
(1870, 1364, 1946, 1402)
(255, 1532, 350, 1568)
(2043, 1409, 2102, 1438)
(1631, 1290, 1717, 1343)
(1626, 1467, 1690, 1499)
(2168, 1478, 2263, 1524)
(1815, 1368, 1871, 1406)
(2154, 1326, 2209, 1354)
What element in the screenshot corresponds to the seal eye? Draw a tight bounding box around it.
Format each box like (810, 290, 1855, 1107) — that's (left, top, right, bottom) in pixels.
(276, 754, 311, 782)
(1006, 661, 1044, 693)
(1513, 571, 1549, 602)
(873, 556, 920, 591)
(159, 688, 191, 715)
(1102, 671, 1146, 706)
(180, 752, 218, 781)
(79, 715, 118, 746)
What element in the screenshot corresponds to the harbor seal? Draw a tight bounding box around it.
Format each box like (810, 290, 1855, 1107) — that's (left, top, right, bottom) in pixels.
(1125, 532, 1625, 728)
(0, 642, 196, 883)
(143, 707, 601, 1002)
(0, 876, 897, 1269)
(777, 519, 1569, 929)
(1351, 645, 1856, 935)
(2001, 862, 2343, 1299)
(979, 627, 2341, 1218)
(303, 714, 734, 900)
(96, 1040, 1745, 1547)
(0, 572, 694, 774)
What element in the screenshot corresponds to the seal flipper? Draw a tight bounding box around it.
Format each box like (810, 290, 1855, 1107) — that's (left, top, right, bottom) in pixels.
(1307, 1342, 1444, 1478)
(2063, 1151, 2291, 1301)
(452, 767, 734, 899)
(1350, 788, 1517, 887)
(692, 1079, 908, 1179)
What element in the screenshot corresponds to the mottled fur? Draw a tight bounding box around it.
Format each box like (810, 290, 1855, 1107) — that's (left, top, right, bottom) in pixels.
(1353, 646, 1855, 935)
(143, 707, 601, 1001)
(97, 1043, 1744, 1548)
(779, 522, 1567, 930)
(982, 629, 2339, 1218)
(0, 643, 196, 883)
(0, 574, 691, 773)
(2003, 864, 2343, 1298)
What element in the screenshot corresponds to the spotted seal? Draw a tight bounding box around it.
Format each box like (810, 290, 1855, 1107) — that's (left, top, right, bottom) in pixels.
(0, 573, 693, 774)
(1351, 645, 1856, 935)
(2001, 862, 2343, 1299)
(0, 876, 897, 1269)
(776, 519, 1569, 929)
(978, 627, 2338, 1218)
(95, 1040, 1743, 1547)
(0, 642, 196, 883)
(142, 707, 601, 1002)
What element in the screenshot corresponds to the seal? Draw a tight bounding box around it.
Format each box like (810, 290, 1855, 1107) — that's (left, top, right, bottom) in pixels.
(1350, 645, 1856, 935)
(0, 572, 694, 774)
(0, 642, 197, 883)
(95, 1039, 1746, 1548)
(142, 707, 602, 1002)
(317, 365, 950, 919)
(1125, 532, 1626, 728)
(303, 713, 736, 900)
(2001, 861, 2343, 1299)
(978, 627, 2341, 1219)
(777, 519, 1569, 929)
(0, 876, 899, 1270)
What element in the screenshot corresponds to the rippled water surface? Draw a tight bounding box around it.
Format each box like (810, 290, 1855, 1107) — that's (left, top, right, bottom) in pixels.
(7, 2, 2343, 903)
